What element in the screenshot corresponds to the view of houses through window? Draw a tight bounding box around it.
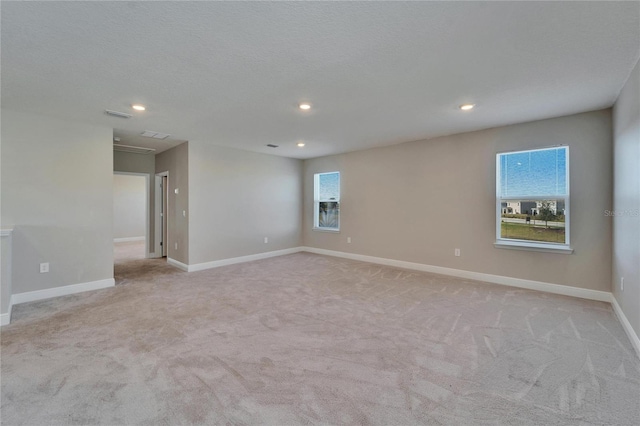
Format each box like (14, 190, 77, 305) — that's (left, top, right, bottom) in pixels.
(497, 146, 569, 246)
(314, 172, 340, 231)
(500, 199, 566, 243)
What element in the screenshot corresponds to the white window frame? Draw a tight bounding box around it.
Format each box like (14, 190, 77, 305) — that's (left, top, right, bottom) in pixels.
(495, 146, 572, 254)
(313, 171, 340, 232)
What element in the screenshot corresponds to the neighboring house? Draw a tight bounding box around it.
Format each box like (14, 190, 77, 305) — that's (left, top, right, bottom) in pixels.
(521, 201, 538, 215)
(534, 200, 566, 216)
(501, 201, 523, 214)
(501, 201, 564, 216)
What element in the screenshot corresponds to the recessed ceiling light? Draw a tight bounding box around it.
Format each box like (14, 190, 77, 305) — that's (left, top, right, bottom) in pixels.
(299, 103, 311, 110)
(459, 103, 475, 111)
(297, 142, 305, 147)
(132, 104, 146, 111)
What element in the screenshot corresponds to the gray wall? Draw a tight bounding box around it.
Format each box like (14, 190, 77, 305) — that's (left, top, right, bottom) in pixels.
(303, 110, 613, 292)
(612, 58, 640, 337)
(188, 142, 302, 265)
(113, 174, 146, 240)
(1, 110, 114, 294)
(114, 151, 156, 249)
(156, 142, 189, 264)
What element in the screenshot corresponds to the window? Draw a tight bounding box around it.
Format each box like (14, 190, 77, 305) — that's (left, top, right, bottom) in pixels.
(496, 146, 570, 251)
(314, 172, 340, 231)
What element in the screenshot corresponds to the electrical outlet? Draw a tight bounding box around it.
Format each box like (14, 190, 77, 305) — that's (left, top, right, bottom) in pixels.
(454, 248, 461, 257)
(347, 237, 351, 244)
(174, 188, 179, 194)
(174, 242, 178, 250)
(264, 237, 268, 244)
(621, 277, 624, 292)
(183, 210, 186, 217)
(40, 262, 49, 273)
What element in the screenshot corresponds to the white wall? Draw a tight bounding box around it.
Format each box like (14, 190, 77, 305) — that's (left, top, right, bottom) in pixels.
(612, 58, 640, 338)
(1, 109, 114, 294)
(113, 174, 146, 240)
(188, 142, 302, 265)
(304, 110, 613, 292)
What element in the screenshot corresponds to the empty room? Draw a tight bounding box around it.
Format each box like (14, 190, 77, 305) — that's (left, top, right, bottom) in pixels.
(1, 2, 639, 425)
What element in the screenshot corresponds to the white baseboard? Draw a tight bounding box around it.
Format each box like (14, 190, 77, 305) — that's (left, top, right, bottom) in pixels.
(1, 278, 115, 326)
(300, 247, 611, 303)
(185, 247, 303, 272)
(610, 295, 640, 359)
(9, 278, 115, 306)
(167, 257, 189, 271)
(114, 236, 145, 243)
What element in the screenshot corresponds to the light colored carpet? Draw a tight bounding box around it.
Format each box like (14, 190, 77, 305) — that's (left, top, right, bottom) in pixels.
(1, 244, 639, 425)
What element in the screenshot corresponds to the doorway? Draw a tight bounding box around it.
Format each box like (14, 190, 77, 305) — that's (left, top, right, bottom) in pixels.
(113, 170, 177, 286)
(113, 172, 150, 258)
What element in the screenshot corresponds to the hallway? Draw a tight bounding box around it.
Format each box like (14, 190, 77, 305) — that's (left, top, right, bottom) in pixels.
(114, 241, 179, 286)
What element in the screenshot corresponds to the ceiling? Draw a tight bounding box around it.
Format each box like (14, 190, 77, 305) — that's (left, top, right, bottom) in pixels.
(2, 2, 639, 159)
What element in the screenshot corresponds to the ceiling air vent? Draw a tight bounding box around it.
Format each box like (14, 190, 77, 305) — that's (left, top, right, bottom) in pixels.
(105, 110, 132, 119)
(266, 144, 279, 148)
(141, 130, 171, 139)
(113, 144, 156, 155)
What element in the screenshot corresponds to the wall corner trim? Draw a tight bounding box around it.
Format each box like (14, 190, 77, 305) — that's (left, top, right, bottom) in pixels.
(0, 304, 12, 326)
(2, 278, 115, 326)
(610, 295, 640, 359)
(167, 257, 189, 271)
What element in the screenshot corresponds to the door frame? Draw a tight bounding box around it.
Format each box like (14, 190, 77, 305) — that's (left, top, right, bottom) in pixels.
(113, 171, 151, 258)
(155, 171, 169, 258)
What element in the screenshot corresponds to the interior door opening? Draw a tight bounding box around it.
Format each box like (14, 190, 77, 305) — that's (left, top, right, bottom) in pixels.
(113, 172, 149, 258)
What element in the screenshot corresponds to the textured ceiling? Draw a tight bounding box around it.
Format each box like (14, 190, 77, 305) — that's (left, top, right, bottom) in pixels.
(2, 1, 639, 158)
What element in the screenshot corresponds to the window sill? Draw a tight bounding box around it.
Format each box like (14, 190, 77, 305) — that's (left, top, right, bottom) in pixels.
(494, 240, 573, 254)
(312, 227, 340, 233)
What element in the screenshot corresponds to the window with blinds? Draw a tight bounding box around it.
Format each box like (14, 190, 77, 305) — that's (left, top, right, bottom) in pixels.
(496, 146, 569, 248)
